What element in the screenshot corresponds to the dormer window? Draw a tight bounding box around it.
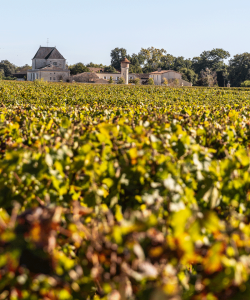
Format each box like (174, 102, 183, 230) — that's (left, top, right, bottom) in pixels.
(53, 62, 57, 65)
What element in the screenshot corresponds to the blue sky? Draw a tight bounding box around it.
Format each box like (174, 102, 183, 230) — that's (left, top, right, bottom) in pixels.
(1, 0, 249, 66)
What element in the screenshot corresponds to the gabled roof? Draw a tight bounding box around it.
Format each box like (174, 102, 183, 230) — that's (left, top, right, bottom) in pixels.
(33, 47, 65, 60)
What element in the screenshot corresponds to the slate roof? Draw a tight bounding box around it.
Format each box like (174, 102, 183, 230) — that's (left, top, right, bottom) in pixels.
(33, 47, 65, 60)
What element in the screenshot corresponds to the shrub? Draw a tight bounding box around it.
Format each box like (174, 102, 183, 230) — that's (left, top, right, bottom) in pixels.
(162, 78, 168, 86)
(147, 77, 154, 85)
(108, 76, 114, 84)
(117, 77, 125, 84)
(134, 78, 140, 85)
(241, 80, 250, 87)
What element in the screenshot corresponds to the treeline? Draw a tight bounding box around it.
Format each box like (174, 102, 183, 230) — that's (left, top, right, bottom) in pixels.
(2, 47, 250, 87)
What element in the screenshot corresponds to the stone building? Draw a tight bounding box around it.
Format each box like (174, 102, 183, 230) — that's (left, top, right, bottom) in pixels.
(149, 70, 192, 86)
(27, 47, 70, 82)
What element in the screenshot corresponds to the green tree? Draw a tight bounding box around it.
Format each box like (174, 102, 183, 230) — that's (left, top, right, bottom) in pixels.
(87, 62, 106, 68)
(173, 56, 193, 71)
(110, 47, 127, 70)
(0, 60, 16, 77)
(104, 66, 118, 73)
(192, 48, 230, 74)
(139, 47, 167, 72)
(0, 69, 4, 80)
(128, 53, 144, 73)
(69, 63, 90, 75)
(16, 64, 32, 73)
(129, 65, 143, 73)
(108, 76, 114, 84)
(179, 68, 198, 85)
(160, 54, 175, 70)
(228, 53, 250, 87)
(147, 77, 154, 85)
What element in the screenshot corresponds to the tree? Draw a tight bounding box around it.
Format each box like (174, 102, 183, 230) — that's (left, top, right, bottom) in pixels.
(128, 53, 144, 74)
(200, 68, 218, 87)
(129, 65, 143, 73)
(117, 77, 125, 84)
(87, 62, 106, 68)
(16, 64, 32, 73)
(0, 69, 4, 80)
(0, 60, 16, 77)
(110, 48, 127, 70)
(179, 68, 198, 85)
(147, 77, 154, 85)
(139, 47, 167, 73)
(104, 66, 118, 73)
(69, 63, 90, 75)
(173, 56, 193, 71)
(192, 48, 230, 74)
(160, 54, 175, 70)
(228, 53, 250, 87)
(108, 76, 114, 84)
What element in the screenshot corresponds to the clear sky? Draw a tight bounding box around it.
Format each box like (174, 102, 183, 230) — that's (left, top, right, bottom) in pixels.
(1, 0, 249, 66)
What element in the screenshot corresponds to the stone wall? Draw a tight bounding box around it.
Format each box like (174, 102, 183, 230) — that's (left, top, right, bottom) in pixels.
(32, 58, 66, 70)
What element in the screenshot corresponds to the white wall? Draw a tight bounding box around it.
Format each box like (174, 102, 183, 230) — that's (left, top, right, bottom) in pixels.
(27, 70, 69, 82)
(96, 73, 121, 81)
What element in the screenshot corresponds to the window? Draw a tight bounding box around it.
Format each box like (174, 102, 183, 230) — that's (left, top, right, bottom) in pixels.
(53, 77, 55, 80)
(50, 77, 52, 80)
(104, 76, 107, 80)
(53, 62, 57, 65)
(116, 77, 119, 80)
(130, 77, 133, 80)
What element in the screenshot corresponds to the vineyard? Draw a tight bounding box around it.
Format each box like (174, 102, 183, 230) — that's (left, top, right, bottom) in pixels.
(1, 80, 250, 299)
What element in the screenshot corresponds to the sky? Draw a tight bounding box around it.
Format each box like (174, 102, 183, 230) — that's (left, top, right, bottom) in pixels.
(1, 0, 250, 67)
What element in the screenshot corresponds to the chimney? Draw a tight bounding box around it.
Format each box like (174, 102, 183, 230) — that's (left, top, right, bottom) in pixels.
(157, 68, 162, 72)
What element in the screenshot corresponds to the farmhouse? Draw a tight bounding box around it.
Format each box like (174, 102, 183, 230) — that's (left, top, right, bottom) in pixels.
(27, 47, 70, 82)
(149, 69, 192, 86)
